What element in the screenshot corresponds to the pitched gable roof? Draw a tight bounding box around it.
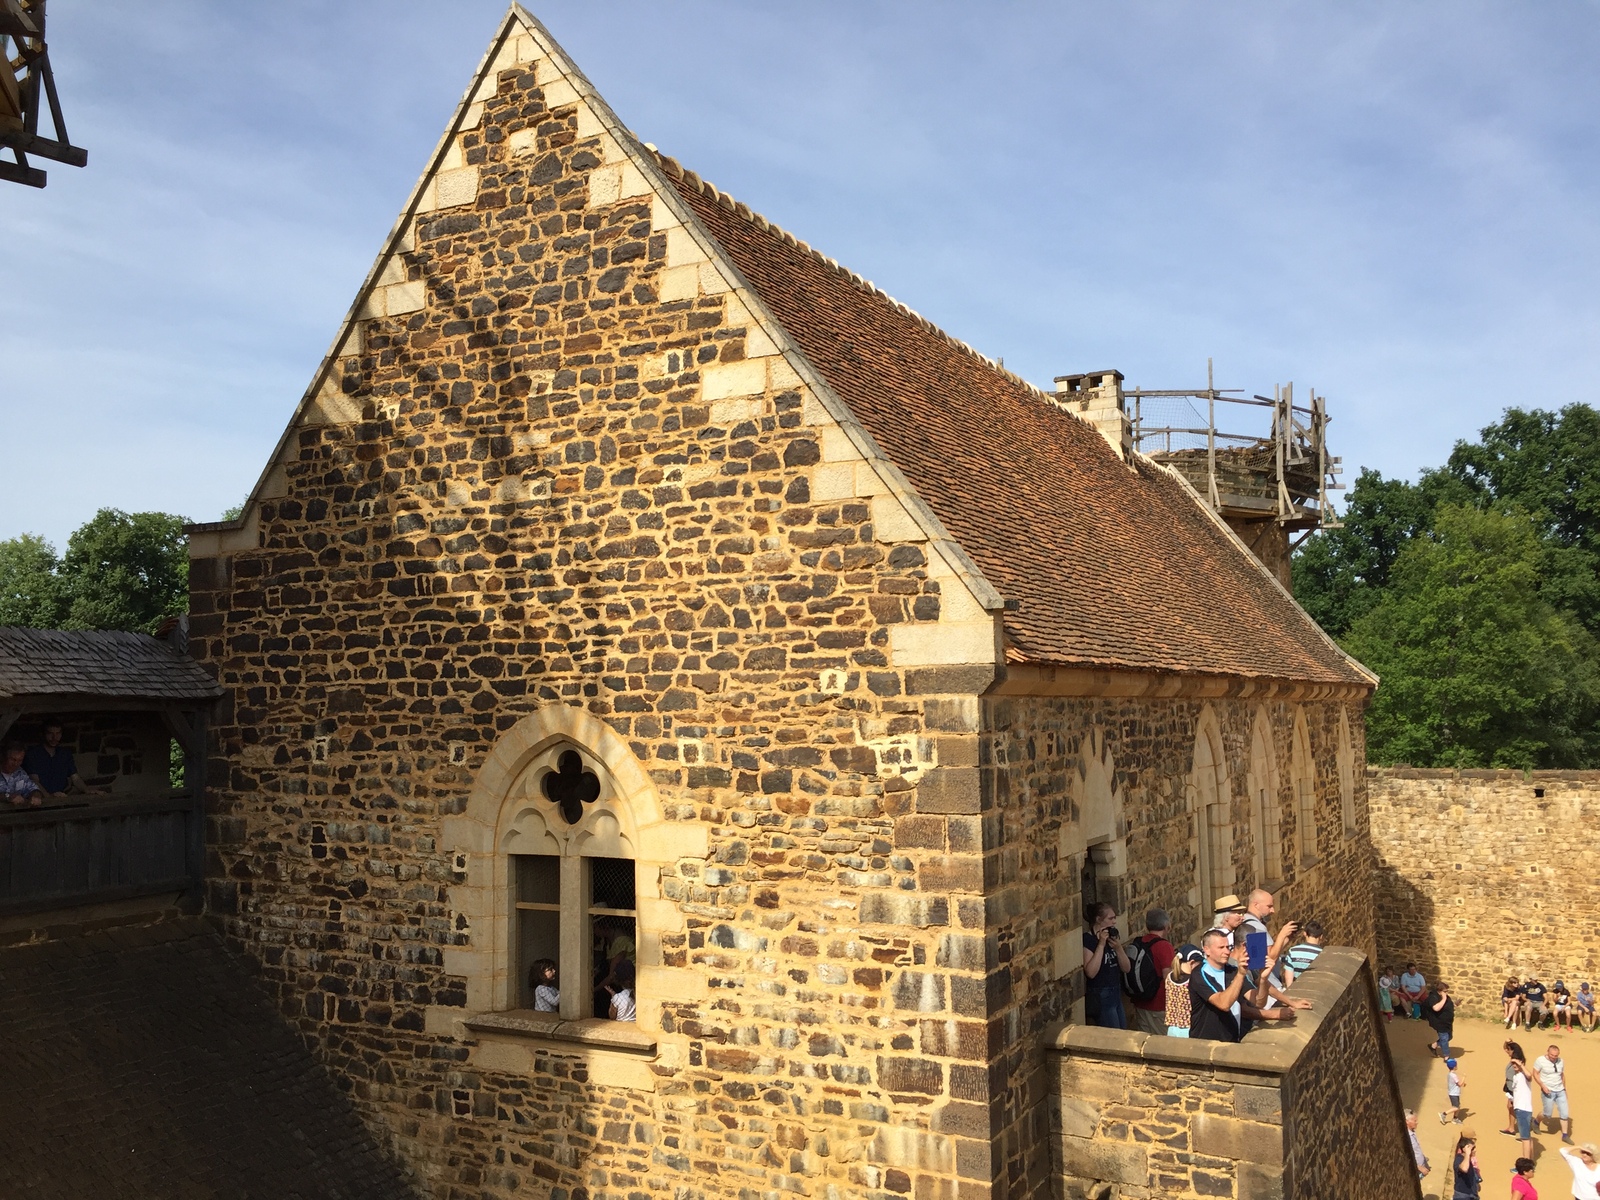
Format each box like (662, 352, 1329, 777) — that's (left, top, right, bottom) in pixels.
(0, 629, 223, 703)
(659, 162, 1371, 688)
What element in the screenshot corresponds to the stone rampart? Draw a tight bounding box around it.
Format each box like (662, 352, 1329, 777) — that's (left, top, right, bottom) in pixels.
(1370, 767, 1600, 1019)
(1047, 947, 1417, 1200)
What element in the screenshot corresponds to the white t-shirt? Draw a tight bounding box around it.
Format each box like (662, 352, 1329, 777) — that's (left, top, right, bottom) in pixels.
(1558, 1147, 1600, 1200)
(534, 984, 559, 1013)
(1447, 1069, 1461, 1095)
(1511, 1068, 1533, 1112)
(1533, 1055, 1566, 1094)
(611, 987, 637, 1022)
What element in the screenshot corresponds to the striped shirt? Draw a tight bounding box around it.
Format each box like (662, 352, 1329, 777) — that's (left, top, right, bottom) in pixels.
(1284, 942, 1323, 976)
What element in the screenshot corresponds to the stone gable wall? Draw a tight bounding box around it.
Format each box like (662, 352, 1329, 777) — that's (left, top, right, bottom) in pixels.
(980, 693, 1377, 1200)
(186, 23, 1027, 1200)
(1370, 767, 1600, 1019)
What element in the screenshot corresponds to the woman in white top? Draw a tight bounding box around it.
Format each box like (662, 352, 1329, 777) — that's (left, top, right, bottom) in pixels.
(1557, 1143, 1600, 1200)
(1504, 1041, 1536, 1162)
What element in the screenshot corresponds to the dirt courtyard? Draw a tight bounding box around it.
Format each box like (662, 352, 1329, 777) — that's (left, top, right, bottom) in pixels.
(1389, 1011, 1600, 1199)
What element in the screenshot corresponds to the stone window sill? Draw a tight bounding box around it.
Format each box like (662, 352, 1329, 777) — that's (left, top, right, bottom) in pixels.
(463, 1009, 656, 1056)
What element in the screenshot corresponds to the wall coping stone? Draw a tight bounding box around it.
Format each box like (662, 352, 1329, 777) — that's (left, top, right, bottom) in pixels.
(465, 1009, 657, 1056)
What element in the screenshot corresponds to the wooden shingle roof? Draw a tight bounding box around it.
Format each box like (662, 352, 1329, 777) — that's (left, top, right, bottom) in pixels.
(0, 629, 223, 703)
(664, 161, 1371, 688)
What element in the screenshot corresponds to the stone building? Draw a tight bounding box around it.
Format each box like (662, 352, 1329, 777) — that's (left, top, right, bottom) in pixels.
(184, 7, 1381, 1198)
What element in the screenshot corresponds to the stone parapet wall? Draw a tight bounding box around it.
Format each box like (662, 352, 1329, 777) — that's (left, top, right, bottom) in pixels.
(1047, 947, 1417, 1200)
(1370, 767, 1600, 1019)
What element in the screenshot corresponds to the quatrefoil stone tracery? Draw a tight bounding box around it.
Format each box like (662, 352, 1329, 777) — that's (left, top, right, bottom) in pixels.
(542, 750, 601, 824)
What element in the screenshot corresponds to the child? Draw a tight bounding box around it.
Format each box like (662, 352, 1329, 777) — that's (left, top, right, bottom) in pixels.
(1553, 980, 1572, 1032)
(1439, 1057, 1463, 1124)
(608, 959, 637, 1022)
(1577, 982, 1596, 1033)
(530, 958, 559, 1012)
(1377, 967, 1396, 1022)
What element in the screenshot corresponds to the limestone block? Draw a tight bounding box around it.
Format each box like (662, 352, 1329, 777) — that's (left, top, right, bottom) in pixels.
(658, 265, 698, 302)
(1192, 1114, 1281, 1166)
(801, 393, 832, 427)
(1054, 1056, 1130, 1104)
(649, 194, 681, 233)
(890, 622, 998, 668)
(1056, 1136, 1147, 1187)
(1237, 1161, 1285, 1200)
(1051, 932, 1079, 980)
(697, 262, 731, 295)
(617, 160, 650, 199)
(434, 167, 479, 210)
(768, 357, 800, 390)
(746, 323, 779, 358)
(586, 1050, 657, 1092)
(533, 56, 562, 87)
(636, 821, 709, 862)
(809, 462, 858, 503)
(424, 1005, 468, 1039)
(541, 76, 578, 108)
(710, 396, 763, 425)
(383, 281, 425, 316)
(871, 494, 925, 543)
(820, 424, 864, 464)
(575, 104, 603, 138)
(376, 256, 407, 287)
(665, 226, 707, 269)
(588, 167, 622, 207)
(702, 360, 767, 401)
(1058, 1096, 1100, 1139)
(512, 33, 539, 63)
(638, 896, 684, 934)
(637, 964, 706, 1003)
(871, 1127, 953, 1173)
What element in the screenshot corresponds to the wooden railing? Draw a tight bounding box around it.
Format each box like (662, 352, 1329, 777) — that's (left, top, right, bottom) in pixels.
(0, 792, 201, 913)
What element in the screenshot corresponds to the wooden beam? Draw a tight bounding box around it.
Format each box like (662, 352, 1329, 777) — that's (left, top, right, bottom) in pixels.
(0, 154, 45, 187)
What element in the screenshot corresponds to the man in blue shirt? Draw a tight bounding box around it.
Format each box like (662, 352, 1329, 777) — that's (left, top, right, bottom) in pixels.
(22, 720, 103, 798)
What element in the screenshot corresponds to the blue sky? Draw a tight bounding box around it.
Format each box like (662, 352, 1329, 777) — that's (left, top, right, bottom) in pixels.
(5, 2, 1599, 550)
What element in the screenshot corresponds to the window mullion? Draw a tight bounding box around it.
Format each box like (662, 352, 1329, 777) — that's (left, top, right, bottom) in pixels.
(558, 855, 588, 1021)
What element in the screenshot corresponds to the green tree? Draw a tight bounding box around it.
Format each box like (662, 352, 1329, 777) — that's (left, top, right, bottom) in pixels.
(0, 534, 68, 627)
(1441, 404, 1600, 632)
(1344, 505, 1600, 768)
(1290, 467, 1452, 636)
(57, 509, 190, 634)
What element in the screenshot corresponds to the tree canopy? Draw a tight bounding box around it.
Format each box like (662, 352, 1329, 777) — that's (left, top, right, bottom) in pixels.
(1294, 404, 1600, 767)
(0, 509, 189, 635)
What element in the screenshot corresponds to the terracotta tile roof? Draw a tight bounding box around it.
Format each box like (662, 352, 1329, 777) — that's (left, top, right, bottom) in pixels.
(0, 628, 223, 703)
(660, 160, 1369, 687)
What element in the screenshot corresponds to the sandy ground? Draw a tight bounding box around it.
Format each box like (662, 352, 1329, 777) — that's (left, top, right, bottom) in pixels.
(1388, 1010, 1600, 1199)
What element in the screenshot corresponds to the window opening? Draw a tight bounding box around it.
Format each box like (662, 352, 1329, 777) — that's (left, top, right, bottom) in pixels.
(543, 749, 600, 824)
(589, 856, 636, 1020)
(513, 854, 561, 1010)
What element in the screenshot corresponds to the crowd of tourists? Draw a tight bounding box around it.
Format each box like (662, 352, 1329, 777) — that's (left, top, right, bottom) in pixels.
(1081, 894, 1600, 1197)
(1080, 888, 1320, 1042)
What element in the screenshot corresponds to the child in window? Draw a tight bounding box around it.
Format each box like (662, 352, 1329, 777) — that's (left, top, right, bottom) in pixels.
(530, 959, 559, 1013)
(609, 959, 636, 1022)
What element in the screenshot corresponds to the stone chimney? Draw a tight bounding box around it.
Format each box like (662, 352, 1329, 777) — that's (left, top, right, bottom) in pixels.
(1054, 370, 1131, 460)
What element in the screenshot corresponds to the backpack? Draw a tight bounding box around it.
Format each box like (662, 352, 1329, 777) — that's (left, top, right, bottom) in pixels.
(1123, 936, 1162, 1004)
